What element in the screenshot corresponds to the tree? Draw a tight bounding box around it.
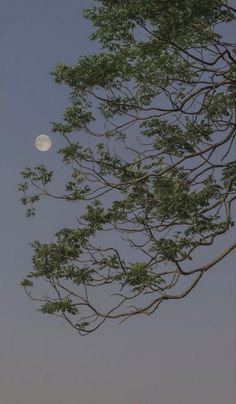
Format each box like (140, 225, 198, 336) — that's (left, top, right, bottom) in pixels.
(19, 0, 236, 335)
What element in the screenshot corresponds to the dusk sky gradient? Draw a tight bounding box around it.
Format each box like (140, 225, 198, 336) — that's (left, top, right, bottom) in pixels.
(0, 1, 235, 403)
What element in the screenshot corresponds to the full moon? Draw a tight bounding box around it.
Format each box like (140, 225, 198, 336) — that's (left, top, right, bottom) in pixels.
(35, 134, 52, 151)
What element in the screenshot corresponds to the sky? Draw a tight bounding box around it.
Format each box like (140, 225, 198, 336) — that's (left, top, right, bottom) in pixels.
(0, 1, 235, 403)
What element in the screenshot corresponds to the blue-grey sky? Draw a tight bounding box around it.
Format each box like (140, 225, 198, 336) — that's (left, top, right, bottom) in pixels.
(0, 1, 235, 403)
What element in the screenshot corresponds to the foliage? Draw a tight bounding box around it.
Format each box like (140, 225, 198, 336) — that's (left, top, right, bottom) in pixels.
(19, 0, 236, 335)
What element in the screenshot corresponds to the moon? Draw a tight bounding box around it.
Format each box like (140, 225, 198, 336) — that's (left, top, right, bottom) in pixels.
(35, 134, 52, 151)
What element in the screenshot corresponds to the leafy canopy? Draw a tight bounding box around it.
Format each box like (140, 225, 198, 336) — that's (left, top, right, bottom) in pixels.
(20, 0, 236, 335)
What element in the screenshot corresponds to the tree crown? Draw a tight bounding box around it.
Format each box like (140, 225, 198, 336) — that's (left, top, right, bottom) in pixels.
(20, 0, 236, 335)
